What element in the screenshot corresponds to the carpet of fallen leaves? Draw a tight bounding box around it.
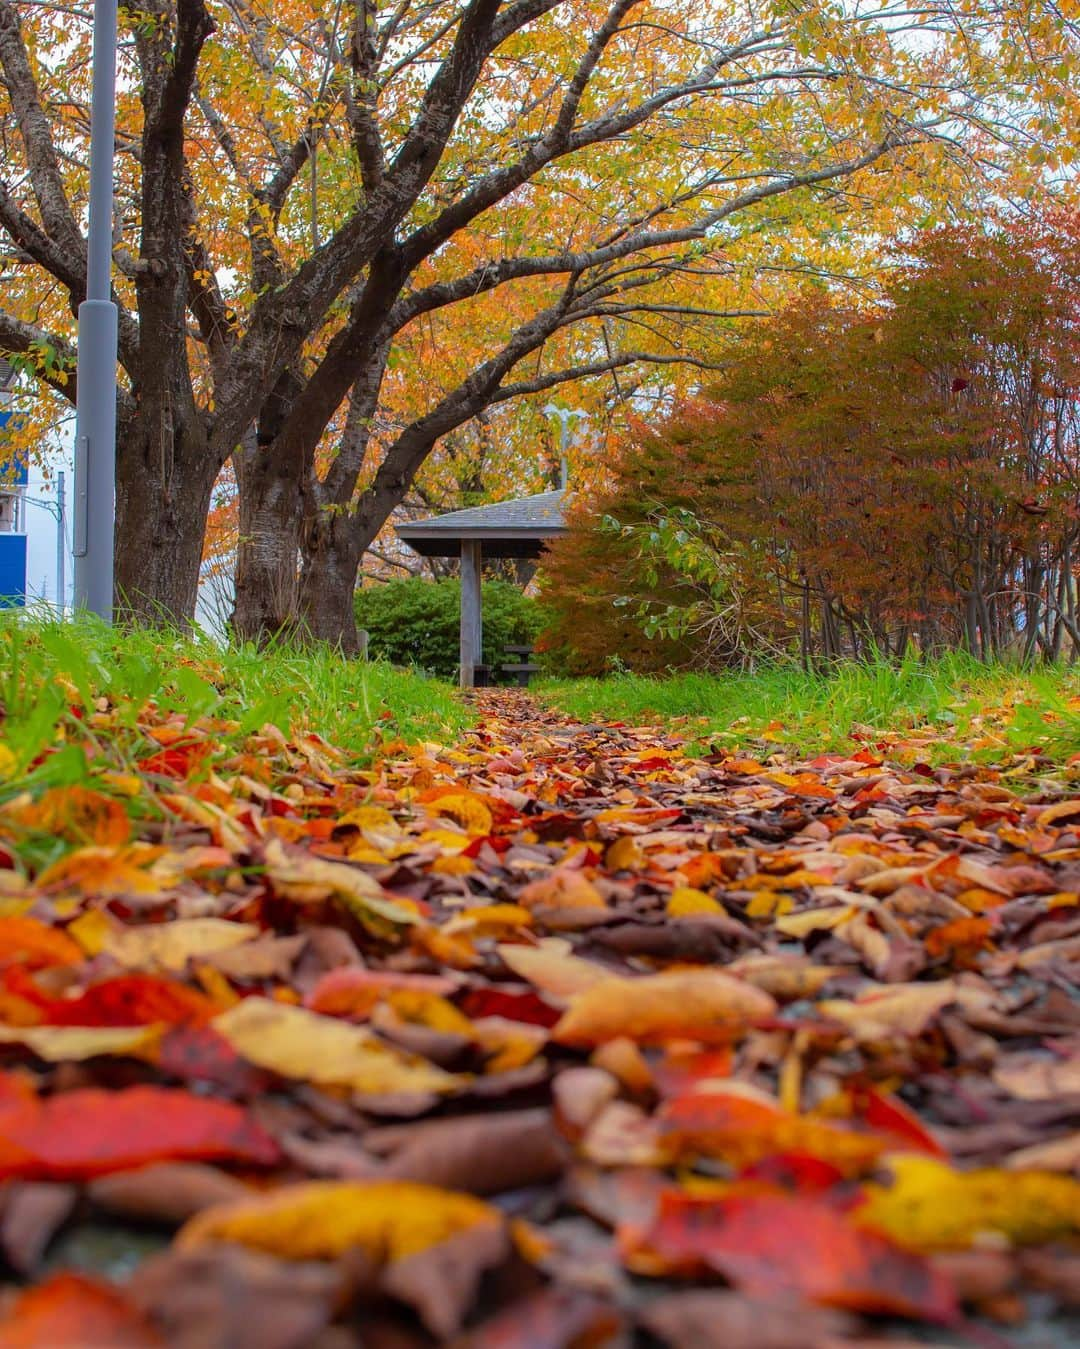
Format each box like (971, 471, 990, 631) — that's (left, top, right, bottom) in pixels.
(0, 687, 1077, 1348)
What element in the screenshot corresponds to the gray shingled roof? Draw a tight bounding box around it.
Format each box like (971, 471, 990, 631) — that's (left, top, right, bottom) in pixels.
(396, 489, 567, 558)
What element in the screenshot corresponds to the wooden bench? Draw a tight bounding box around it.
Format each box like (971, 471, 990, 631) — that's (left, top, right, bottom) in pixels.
(501, 645, 540, 686)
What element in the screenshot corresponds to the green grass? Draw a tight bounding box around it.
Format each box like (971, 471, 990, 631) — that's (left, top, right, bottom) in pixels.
(537, 651, 1080, 765)
(0, 610, 469, 794)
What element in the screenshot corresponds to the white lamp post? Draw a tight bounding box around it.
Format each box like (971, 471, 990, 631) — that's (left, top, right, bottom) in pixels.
(72, 0, 118, 619)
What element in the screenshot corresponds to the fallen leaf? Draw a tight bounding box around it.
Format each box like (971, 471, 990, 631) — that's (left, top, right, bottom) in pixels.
(0, 1272, 163, 1347)
(657, 1090, 887, 1173)
(0, 917, 83, 969)
(128, 1244, 343, 1349)
(635, 1189, 956, 1321)
(518, 869, 607, 911)
(0, 1085, 280, 1179)
(0, 1022, 160, 1061)
(87, 1162, 254, 1224)
(262, 838, 418, 933)
(0, 1181, 76, 1273)
(497, 939, 610, 998)
(860, 1155, 1080, 1249)
(178, 1178, 501, 1262)
(554, 970, 776, 1046)
(638, 1289, 857, 1349)
(95, 918, 261, 972)
(212, 997, 459, 1095)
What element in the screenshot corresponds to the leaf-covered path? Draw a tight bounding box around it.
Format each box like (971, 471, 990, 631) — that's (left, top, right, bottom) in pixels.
(0, 687, 1077, 1346)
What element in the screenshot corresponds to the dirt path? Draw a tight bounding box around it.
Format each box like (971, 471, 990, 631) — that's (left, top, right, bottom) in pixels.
(0, 688, 1077, 1346)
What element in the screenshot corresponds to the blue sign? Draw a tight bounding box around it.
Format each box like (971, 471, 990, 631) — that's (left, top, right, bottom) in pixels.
(0, 409, 27, 486)
(0, 534, 26, 606)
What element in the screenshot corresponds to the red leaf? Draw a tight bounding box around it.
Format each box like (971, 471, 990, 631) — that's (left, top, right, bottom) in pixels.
(460, 985, 561, 1028)
(0, 1085, 281, 1180)
(137, 742, 211, 780)
(847, 1085, 947, 1159)
(157, 1025, 274, 1096)
(2, 968, 216, 1027)
(639, 1190, 957, 1321)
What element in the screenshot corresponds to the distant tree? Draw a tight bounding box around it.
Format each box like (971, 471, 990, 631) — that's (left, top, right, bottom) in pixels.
(542, 209, 1080, 668)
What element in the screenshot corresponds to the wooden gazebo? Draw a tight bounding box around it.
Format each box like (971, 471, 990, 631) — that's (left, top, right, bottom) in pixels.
(396, 490, 566, 687)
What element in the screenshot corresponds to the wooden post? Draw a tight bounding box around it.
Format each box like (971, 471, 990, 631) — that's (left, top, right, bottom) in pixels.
(460, 538, 482, 688)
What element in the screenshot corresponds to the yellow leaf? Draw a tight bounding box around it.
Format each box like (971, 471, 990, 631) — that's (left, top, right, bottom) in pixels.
(0, 744, 18, 781)
(496, 940, 608, 999)
(338, 805, 398, 831)
(0, 1023, 160, 1061)
(262, 838, 417, 934)
(666, 887, 724, 917)
(553, 969, 776, 1046)
(860, 1155, 1080, 1250)
(96, 918, 260, 972)
(444, 904, 532, 935)
(820, 981, 992, 1040)
(178, 1179, 500, 1261)
(426, 793, 493, 837)
(417, 828, 472, 855)
(212, 998, 457, 1095)
(746, 893, 795, 918)
(605, 836, 644, 871)
(774, 905, 856, 938)
(66, 908, 112, 956)
(431, 854, 474, 876)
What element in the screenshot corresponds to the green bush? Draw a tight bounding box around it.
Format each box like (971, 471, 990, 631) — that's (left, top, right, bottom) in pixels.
(354, 576, 542, 680)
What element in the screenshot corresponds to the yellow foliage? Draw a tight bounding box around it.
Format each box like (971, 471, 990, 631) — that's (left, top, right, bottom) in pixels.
(860, 1155, 1080, 1250)
(178, 1180, 501, 1262)
(212, 998, 458, 1095)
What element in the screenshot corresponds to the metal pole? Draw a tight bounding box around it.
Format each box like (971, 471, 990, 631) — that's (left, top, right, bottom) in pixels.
(72, 0, 118, 620)
(56, 470, 65, 612)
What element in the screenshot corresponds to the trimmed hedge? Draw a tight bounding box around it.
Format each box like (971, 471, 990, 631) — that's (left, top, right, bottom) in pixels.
(354, 576, 542, 680)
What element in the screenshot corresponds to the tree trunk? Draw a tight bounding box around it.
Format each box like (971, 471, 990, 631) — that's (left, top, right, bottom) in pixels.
(231, 431, 307, 643)
(297, 508, 362, 653)
(114, 408, 217, 626)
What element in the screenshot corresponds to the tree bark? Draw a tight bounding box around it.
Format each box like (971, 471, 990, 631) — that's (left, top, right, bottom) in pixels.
(231, 439, 305, 642)
(114, 407, 217, 626)
(296, 509, 362, 653)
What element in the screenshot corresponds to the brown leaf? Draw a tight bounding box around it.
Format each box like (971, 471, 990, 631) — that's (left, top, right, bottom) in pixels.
(381, 1108, 566, 1195)
(452, 1286, 625, 1347)
(128, 1242, 345, 1349)
(383, 1217, 510, 1338)
(0, 1181, 76, 1273)
(87, 1162, 254, 1224)
(638, 1290, 857, 1348)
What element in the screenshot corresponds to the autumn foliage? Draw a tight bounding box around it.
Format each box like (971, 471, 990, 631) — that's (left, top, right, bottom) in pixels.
(0, 647, 1077, 1345)
(542, 211, 1080, 670)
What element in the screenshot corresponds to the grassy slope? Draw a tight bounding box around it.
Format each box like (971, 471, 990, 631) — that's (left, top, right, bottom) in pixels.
(0, 613, 469, 790)
(538, 653, 1080, 765)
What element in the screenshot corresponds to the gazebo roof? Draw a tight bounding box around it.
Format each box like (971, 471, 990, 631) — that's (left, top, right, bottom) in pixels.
(395, 489, 567, 558)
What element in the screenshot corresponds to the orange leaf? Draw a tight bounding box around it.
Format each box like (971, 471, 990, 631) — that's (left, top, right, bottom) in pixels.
(305, 967, 460, 1018)
(657, 1091, 887, 1173)
(0, 916, 84, 969)
(0, 1273, 163, 1347)
(4, 786, 131, 847)
(518, 869, 607, 911)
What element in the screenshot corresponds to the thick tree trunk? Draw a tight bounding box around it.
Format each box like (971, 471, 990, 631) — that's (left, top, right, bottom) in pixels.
(114, 409, 217, 626)
(231, 436, 305, 642)
(297, 509, 362, 653)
